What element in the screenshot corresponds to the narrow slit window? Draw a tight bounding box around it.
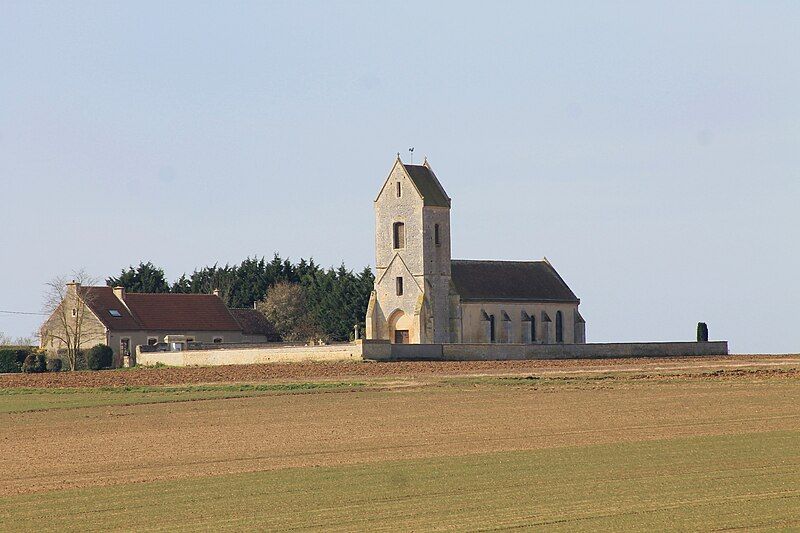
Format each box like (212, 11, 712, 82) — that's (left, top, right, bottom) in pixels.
(396, 181, 401, 197)
(434, 224, 440, 246)
(393, 222, 405, 249)
(556, 311, 564, 343)
(396, 277, 404, 296)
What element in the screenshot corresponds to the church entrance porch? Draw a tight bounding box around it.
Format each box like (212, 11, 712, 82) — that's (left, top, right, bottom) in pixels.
(387, 309, 414, 344)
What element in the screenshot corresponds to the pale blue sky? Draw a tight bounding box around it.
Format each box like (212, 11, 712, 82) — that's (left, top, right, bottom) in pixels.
(1, 1, 798, 352)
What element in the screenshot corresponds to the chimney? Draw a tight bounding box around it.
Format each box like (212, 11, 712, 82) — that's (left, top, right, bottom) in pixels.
(212, 289, 220, 297)
(66, 280, 81, 296)
(113, 286, 126, 302)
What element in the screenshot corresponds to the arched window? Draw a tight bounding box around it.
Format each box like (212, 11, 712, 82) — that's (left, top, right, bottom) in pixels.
(531, 316, 536, 342)
(393, 222, 405, 249)
(555, 311, 564, 343)
(489, 314, 496, 343)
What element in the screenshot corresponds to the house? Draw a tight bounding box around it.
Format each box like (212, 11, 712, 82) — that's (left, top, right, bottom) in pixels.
(40, 283, 276, 366)
(365, 156, 586, 344)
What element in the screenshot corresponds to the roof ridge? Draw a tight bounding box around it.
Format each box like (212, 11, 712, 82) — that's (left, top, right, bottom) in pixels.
(452, 259, 548, 264)
(124, 292, 217, 296)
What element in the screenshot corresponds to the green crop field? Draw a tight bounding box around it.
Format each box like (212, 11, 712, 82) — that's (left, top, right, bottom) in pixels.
(3, 431, 800, 531)
(2, 360, 800, 531)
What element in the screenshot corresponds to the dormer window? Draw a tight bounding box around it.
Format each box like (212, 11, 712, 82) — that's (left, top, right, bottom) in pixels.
(396, 181, 401, 197)
(109, 309, 122, 317)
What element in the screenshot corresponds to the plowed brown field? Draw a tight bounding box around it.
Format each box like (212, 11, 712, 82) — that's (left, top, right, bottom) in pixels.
(1, 354, 796, 388)
(3, 356, 800, 531)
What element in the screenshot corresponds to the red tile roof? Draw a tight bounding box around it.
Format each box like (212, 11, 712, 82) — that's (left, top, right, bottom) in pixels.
(229, 308, 280, 340)
(81, 287, 242, 331)
(124, 293, 242, 331)
(80, 286, 140, 330)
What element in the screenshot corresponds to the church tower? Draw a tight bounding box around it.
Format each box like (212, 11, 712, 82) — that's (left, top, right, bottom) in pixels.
(365, 155, 453, 343)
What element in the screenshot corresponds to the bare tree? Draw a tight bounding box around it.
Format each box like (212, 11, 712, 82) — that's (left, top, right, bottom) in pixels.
(41, 270, 105, 371)
(257, 282, 323, 342)
(0, 331, 37, 347)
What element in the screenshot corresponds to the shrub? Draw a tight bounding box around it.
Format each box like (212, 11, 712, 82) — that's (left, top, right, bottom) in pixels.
(697, 322, 709, 342)
(0, 349, 27, 373)
(57, 349, 88, 371)
(46, 357, 63, 372)
(22, 352, 47, 373)
(87, 344, 113, 370)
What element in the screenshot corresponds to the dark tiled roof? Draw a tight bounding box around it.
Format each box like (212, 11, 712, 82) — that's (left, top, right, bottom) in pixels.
(403, 164, 450, 207)
(229, 308, 280, 340)
(80, 286, 140, 330)
(451, 260, 579, 303)
(123, 293, 242, 331)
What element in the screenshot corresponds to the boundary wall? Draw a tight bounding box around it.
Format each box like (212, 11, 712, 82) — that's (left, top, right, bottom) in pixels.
(366, 341, 729, 361)
(136, 340, 728, 367)
(136, 343, 362, 366)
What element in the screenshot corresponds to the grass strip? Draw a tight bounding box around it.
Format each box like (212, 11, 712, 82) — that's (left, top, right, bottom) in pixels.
(0, 381, 366, 413)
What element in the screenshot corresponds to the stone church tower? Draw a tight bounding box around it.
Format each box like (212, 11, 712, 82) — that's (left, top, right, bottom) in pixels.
(365, 155, 455, 343)
(366, 155, 584, 345)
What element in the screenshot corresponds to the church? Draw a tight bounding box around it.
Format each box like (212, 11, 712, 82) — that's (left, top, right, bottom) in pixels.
(365, 156, 586, 345)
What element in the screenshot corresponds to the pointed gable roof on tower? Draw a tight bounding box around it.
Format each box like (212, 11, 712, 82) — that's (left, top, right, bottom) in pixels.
(402, 160, 451, 207)
(375, 156, 451, 207)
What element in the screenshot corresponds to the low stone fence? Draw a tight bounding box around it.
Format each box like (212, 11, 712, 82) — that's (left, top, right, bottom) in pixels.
(136, 343, 362, 367)
(135, 339, 728, 367)
(362, 340, 729, 361)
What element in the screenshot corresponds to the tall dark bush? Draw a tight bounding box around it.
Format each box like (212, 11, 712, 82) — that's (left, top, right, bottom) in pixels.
(22, 353, 47, 373)
(87, 344, 113, 370)
(0, 349, 31, 373)
(46, 358, 63, 372)
(697, 322, 709, 342)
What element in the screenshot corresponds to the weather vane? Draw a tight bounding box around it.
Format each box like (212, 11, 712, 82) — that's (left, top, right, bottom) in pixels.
(408, 147, 414, 164)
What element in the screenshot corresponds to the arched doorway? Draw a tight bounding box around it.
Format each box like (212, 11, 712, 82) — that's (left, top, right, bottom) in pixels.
(388, 309, 412, 344)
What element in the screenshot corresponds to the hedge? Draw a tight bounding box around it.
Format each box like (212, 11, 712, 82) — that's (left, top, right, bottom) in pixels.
(0, 349, 31, 373)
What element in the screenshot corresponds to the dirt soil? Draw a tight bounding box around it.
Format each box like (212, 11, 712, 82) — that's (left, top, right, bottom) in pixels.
(3, 366, 800, 495)
(0, 354, 797, 388)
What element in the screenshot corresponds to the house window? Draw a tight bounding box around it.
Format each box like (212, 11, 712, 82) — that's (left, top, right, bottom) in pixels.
(109, 309, 122, 317)
(434, 224, 440, 246)
(556, 311, 564, 343)
(213, 337, 223, 344)
(396, 181, 401, 197)
(396, 277, 404, 296)
(120, 338, 131, 356)
(186, 337, 195, 342)
(489, 315, 496, 343)
(147, 337, 158, 346)
(531, 316, 536, 342)
(393, 222, 405, 249)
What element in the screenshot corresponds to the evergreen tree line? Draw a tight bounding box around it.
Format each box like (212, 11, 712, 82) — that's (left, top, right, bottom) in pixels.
(106, 257, 374, 341)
